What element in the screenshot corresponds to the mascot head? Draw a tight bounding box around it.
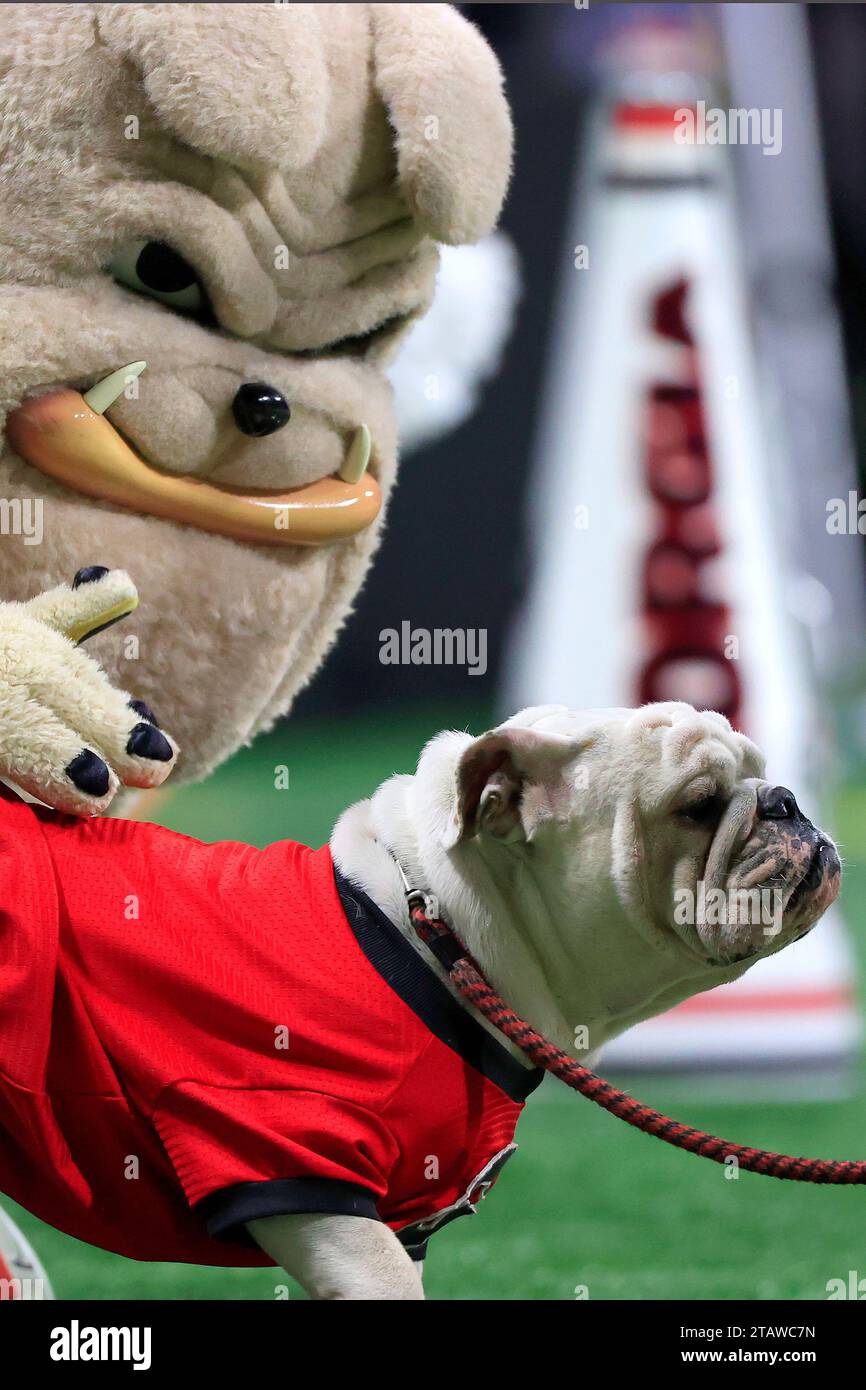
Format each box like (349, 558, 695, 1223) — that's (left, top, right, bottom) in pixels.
(0, 2, 511, 778)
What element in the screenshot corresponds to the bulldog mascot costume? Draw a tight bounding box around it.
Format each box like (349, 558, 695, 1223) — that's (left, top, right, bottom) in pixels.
(0, 1, 512, 805)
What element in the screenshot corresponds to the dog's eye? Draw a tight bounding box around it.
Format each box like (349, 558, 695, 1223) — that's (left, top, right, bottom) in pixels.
(106, 239, 206, 314)
(678, 794, 724, 828)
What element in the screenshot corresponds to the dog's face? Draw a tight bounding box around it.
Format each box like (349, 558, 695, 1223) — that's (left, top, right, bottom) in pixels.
(0, 3, 511, 779)
(426, 702, 840, 979)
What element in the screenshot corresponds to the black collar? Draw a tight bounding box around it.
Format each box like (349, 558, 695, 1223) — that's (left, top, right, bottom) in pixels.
(333, 870, 543, 1104)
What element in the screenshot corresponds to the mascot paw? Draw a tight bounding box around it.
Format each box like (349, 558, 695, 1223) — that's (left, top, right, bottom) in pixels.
(0, 567, 179, 815)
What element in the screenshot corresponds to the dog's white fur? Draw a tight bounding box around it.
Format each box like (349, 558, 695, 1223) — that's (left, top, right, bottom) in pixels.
(250, 701, 838, 1298)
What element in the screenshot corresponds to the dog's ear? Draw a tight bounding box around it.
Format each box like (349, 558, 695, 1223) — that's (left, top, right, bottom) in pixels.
(442, 728, 578, 849)
(370, 3, 513, 245)
(99, 3, 329, 170)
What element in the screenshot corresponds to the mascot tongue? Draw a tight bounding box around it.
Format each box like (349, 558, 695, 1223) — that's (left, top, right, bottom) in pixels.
(5, 363, 380, 547)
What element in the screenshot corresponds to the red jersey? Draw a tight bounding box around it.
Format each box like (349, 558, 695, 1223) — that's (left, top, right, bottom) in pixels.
(0, 788, 539, 1266)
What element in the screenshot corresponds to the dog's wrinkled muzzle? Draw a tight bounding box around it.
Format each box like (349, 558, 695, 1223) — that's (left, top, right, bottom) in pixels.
(701, 780, 760, 897)
(698, 778, 841, 961)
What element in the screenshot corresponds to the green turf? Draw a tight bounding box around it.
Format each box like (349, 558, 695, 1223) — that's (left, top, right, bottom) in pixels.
(8, 704, 866, 1300)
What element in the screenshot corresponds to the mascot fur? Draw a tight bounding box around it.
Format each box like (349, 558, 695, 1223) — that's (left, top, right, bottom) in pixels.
(0, 1, 512, 811)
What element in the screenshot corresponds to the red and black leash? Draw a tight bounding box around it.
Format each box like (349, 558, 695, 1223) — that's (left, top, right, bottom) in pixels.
(409, 897, 866, 1185)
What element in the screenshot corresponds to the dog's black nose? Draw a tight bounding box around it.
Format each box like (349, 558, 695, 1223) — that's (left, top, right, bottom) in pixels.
(231, 383, 291, 437)
(757, 784, 799, 820)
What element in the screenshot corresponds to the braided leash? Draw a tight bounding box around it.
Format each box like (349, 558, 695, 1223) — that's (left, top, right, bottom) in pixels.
(409, 901, 866, 1185)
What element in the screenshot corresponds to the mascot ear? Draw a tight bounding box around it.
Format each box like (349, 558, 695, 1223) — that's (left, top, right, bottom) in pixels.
(99, 3, 329, 170)
(370, 3, 513, 245)
(442, 728, 579, 849)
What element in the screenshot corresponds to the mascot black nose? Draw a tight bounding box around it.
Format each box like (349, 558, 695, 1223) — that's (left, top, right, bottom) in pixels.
(757, 784, 799, 820)
(231, 383, 291, 437)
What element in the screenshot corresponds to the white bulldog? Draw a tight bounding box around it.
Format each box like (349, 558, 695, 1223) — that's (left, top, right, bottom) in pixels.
(0, 609, 842, 1300)
(261, 701, 841, 1297)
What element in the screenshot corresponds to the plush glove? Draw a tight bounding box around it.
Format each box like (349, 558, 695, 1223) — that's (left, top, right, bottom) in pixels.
(0, 567, 178, 815)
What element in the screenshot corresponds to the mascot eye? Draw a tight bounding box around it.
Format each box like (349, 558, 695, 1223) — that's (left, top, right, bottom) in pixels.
(106, 239, 206, 313)
(679, 794, 724, 828)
